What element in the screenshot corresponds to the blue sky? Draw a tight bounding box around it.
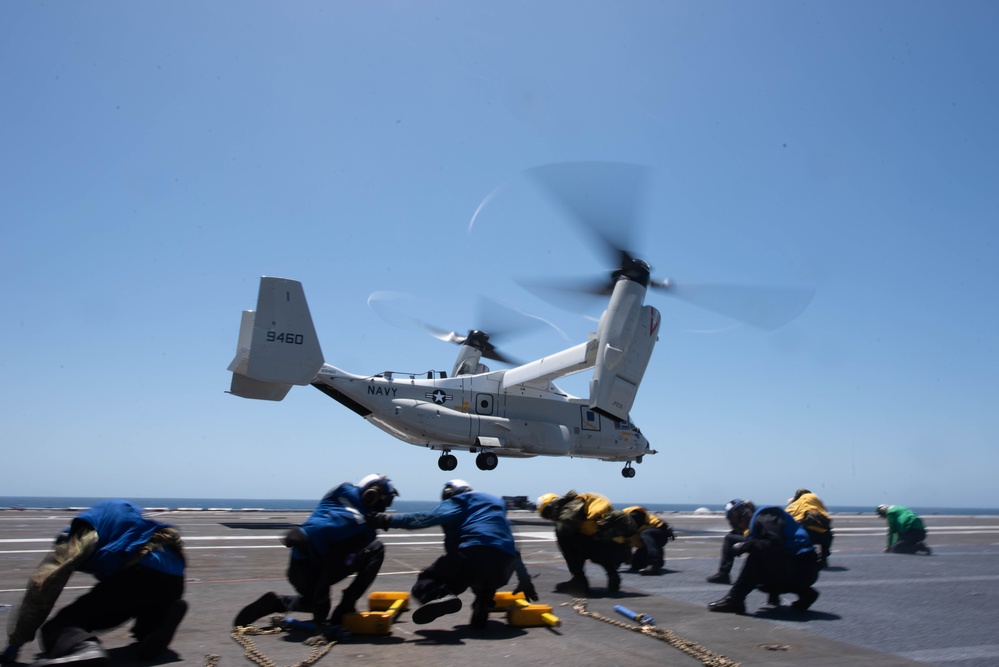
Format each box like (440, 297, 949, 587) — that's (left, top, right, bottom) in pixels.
(2, 2, 996, 509)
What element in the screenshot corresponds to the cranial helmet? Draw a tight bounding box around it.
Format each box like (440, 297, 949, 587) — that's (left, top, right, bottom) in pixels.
(357, 474, 399, 512)
(724, 499, 745, 518)
(442, 479, 472, 500)
(724, 498, 754, 523)
(536, 493, 560, 519)
(794, 488, 810, 501)
(876, 504, 889, 517)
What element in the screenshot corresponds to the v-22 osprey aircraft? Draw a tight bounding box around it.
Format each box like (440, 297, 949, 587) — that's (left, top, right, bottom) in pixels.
(226, 264, 661, 478)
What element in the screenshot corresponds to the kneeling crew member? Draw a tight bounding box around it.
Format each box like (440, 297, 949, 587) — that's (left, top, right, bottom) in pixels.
(785, 488, 834, 568)
(876, 504, 931, 554)
(372, 480, 536, 629)
(708, 499, 820, 614)
(623, 506, 675, 575)
(234, 474, 397, 630)
(3, 500, 187, 667)
(536, 491, 636, 596)
(706, 499, 750, 585)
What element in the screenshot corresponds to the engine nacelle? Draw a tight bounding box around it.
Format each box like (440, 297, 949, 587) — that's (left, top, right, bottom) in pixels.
(589, 292, 660, 421)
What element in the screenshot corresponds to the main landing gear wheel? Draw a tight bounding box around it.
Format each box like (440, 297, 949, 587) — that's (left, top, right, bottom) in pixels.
(475, 451, 499, 471)
(438, 453, 458, 471)
(622, 464, 636, 478)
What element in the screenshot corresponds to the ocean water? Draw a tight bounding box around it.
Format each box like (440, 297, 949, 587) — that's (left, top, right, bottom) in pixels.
(1, 496, 996, 516)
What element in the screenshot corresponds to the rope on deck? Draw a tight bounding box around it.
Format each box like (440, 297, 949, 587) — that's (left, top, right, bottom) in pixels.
(569, 598, 741, 667)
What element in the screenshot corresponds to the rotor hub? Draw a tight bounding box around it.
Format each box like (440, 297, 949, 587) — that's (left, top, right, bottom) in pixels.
(612, 257, 652, 288)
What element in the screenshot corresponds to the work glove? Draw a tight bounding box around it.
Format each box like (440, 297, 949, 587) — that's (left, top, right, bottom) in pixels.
(1, 645, 20, 665)
(369, 513, 391, 531)
(514, 577, 539, 602)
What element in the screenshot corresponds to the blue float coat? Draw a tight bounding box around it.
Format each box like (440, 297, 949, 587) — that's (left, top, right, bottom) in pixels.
(71, 500, 184, 579)
(387, 491, 517, 556)
(747, 505, 814, 557)
(294, 483, 375, 561)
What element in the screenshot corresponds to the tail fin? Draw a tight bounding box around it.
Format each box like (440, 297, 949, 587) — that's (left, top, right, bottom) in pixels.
(227, 277, 324, 401)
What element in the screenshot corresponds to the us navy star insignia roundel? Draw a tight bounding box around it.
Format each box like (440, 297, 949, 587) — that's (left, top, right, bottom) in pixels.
(426, 389, 452, 404)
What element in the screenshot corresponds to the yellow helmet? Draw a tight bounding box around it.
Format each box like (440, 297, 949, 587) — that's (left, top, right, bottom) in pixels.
(536, 493, 560, 518)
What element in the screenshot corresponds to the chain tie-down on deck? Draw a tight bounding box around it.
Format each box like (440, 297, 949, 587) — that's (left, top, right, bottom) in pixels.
(569, 598, 741, 667)
(205, 617, 337, 667)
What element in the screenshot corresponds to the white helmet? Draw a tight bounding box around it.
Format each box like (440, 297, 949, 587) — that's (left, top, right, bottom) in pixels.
(357, 474, 399, 511)
(442, 479, 472, 500)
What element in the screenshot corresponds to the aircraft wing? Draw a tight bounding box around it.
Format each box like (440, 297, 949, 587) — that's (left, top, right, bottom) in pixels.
(499, 339, 597, 390)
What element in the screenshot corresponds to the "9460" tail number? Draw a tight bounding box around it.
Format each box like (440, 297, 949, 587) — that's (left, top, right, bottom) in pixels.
(266, 331, 305, 344)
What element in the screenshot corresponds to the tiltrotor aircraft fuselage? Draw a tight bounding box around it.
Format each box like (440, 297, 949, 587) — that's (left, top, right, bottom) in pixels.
(228, 268, 660, 478)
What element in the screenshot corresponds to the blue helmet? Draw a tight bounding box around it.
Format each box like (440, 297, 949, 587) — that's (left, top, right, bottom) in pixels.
(724, 498, 754, 522)
(724, 498, 745, 518)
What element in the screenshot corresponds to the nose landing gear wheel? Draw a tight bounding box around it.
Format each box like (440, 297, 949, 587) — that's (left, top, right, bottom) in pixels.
(621, 464, 636, 478)
(476, 451, 499, 471)
(438, 453, 458, 471)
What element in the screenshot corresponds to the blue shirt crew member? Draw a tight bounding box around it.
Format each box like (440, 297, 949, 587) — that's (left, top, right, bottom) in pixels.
(373, 480, 536, 630)
(234, 475, 397, 630)
(708, 501, 820, 615)
(3, 500, 187, 667)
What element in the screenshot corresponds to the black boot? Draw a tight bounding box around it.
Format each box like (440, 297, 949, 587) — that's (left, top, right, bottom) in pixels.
(707, 595, 746, 614)
(412, 595, 463, 625)
(554, 575, 590, 596)
(234, 592, 285, 628)
(30, 640, 108, 667)
(706, 571, 730, 584)
(791, 587, 819, 612)
(606, 570, 621, 593)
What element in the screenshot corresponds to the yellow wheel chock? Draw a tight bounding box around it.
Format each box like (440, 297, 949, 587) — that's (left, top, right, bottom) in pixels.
(492, 591, 560, 628)
(341, 591, 410, 635)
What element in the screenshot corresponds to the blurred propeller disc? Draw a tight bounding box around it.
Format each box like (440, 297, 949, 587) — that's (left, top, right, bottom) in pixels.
(515, 161, 815, 331)
(658, 281, 815, 331)
(526, 161, 652, 265)
(367, 291, 568, 365)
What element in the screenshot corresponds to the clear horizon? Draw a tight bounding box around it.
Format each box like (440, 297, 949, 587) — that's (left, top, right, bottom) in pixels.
(3, 2, 997, 509)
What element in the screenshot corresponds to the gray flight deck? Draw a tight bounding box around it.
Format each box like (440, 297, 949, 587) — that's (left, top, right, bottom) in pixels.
(2, 509, 998, 666)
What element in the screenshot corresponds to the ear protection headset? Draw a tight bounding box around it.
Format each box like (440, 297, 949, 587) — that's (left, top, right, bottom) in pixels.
(357, 474, 398, 510)
(362, 486, 381, 507)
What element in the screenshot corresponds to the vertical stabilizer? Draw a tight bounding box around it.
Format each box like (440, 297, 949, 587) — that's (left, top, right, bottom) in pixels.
(227, 277, 324, 400)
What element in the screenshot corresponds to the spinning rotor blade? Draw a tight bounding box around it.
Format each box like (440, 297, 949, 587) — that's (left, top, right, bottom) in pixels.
(518, 161, 815, 330)
(474, 295, 569, 342)
(656, 280, 815, 331)
(527, 161, 653, 284)
(515, 275, 613, 316)
(367, 291, 462, 343)
(367, 292, 567, 365)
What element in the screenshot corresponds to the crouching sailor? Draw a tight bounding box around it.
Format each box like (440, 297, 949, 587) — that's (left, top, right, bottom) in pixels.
(233, 474, 397, 631)
(2, 500, 187, 667)
(707, 499, 819, 614)
(370, 480, 537, 630)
